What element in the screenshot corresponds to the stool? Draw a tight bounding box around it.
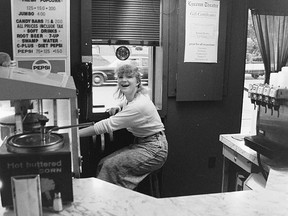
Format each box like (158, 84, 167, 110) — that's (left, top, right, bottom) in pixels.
(136, 169, 162, 198)
(148, 169, 161, 198)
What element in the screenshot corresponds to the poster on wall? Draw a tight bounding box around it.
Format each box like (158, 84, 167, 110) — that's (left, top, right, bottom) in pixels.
(11, 0, 70, 74)
(184, 0, 220, 63)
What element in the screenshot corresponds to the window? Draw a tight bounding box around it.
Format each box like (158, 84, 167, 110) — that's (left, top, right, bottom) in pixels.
(92, 45, 154, 113)
(90, 0, 163, 114)
(241, 9, 264, 134)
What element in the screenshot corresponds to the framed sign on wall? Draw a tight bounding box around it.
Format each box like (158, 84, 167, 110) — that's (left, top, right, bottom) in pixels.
(11, 0, 70, 75)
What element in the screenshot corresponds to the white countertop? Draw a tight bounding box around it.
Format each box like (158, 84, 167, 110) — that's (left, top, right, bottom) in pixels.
(219, 133, 259, 165)
(1, 134, 288, 216)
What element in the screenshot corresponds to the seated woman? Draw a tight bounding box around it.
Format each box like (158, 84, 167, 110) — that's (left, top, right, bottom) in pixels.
(79, 64, 168, 190)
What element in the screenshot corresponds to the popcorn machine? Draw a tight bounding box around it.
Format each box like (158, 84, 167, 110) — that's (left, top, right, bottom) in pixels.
(0, 66, 82, 207)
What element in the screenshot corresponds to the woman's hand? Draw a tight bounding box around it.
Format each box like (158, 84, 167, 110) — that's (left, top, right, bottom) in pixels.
(106, 106, 121, 116)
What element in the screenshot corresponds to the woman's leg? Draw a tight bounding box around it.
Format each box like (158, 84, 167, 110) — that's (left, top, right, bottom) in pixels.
(97, 133, 168, 189)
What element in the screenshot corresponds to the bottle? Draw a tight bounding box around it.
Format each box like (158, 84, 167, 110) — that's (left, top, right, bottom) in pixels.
(53, 192, 63, 212)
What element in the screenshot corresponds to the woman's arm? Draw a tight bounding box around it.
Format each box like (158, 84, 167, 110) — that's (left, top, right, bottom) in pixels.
(79, 118, 115, 137)
(79, 125, 96, 137)
(79, 97, 143, 137)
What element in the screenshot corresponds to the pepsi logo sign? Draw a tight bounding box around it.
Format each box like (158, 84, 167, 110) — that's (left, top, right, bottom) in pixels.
(32, 59, 51, 73)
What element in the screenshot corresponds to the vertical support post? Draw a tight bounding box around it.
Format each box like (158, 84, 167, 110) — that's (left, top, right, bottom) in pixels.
(69, 97, 81, 177)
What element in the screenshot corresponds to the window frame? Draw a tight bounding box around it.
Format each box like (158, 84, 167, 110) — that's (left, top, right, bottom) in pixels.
(80, 0, 167, 121)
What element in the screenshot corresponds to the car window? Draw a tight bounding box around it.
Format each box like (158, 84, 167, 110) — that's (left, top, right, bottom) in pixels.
(129, 58, 140, 67)
(142, 58, 148, 67)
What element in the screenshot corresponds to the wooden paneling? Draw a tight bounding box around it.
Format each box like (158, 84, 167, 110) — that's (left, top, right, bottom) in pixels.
(176, 0, 228, 101)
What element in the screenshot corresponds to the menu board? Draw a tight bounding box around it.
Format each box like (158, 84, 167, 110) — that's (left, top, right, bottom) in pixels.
(11, 0, 68, 58)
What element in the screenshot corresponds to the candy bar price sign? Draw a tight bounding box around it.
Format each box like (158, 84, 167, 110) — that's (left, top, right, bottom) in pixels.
(11, 0, 70, 74)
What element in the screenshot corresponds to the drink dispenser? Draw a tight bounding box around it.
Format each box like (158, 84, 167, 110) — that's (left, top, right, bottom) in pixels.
(245, 84, 288, 159)
(0, 66, 81, 207)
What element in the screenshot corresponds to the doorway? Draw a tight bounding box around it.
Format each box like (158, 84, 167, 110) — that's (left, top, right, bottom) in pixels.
(241, 9, 264, 135)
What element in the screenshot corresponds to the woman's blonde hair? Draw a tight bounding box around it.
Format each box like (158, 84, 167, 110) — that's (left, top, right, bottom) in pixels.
(114, 64, 148, 100)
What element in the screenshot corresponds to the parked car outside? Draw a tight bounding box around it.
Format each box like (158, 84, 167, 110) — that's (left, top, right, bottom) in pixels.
(92, 56, 148, 86)
(245, 63, 265, 79)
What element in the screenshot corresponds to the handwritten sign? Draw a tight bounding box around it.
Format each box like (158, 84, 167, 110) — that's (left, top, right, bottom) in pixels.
(11, 0, 68, 58)
(184, 0, 220, 63)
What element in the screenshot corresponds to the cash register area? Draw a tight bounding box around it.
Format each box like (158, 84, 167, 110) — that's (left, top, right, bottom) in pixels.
(1, 66, 288, 215)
